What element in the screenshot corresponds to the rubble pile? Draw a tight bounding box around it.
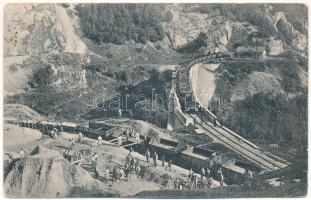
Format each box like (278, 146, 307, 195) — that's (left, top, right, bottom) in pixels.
(4, 146, 100, 198)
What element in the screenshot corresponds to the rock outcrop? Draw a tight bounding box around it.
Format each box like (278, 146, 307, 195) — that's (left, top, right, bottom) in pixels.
(273, 11, 307, 51)
(226, 22, 258, 50)
(163, 4, 232, 52)
(232, 72, 284, 101)
(4, 4, 90, 96)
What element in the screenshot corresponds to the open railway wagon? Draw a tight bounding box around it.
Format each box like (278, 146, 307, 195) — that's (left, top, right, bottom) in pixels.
(88, 120, 262, 184)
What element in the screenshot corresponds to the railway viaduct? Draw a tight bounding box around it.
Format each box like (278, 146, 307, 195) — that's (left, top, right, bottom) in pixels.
(167, 54, 289, 171)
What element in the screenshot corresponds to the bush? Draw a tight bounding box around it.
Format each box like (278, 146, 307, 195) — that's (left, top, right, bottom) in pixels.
(28, 65, 53, 88)
(231, 92, 307, 148)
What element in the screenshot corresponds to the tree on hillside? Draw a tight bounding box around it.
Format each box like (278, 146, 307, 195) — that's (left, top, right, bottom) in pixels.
(75, 4, 171, 45)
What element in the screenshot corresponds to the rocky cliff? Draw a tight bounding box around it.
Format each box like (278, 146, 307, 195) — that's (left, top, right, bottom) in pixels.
(4, 4, 90, 96)
(272, 11, 307, 51)
(164, 4, 231, 53)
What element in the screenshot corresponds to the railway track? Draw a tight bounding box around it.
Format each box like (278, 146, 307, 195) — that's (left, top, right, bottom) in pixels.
(173, 53, 289, 171)
(190, 114, 287, 170)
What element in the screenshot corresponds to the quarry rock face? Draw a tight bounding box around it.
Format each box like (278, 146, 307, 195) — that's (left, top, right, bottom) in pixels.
(273, 11, 307, 51)
(227, 22, 258, 49)
(4, 4, 64, 57)
(4, 4, 89, 96)
(4, 146, 99, 198)
(164, 4, 231, 52)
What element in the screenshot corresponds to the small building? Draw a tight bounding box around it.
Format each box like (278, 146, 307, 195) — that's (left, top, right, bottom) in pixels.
(235, 46, 266, 59)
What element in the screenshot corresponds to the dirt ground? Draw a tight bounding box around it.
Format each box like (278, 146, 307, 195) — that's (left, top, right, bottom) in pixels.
(3, 123, 47, 160)
(3, 123, 219, 197)
(4, 123, 43, 147)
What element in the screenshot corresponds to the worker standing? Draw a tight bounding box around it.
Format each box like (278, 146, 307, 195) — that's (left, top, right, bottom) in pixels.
(190, 173, 195, 188)
(94, 153, 98, 161)
(153, 152, 158, 167)
(145, 149, 150, 163)
(135, 132, 140, 143)
(206, 167, 211, 178)
(117, 135, 122, 147)
(135, 161, 141, 178)
(19, 148, 25, 158)
(125, 167, 130, 181)
(91, 158, 97, 172)
(8, 155, 13, 165)
(97, 135, 102, 145)
(104, 167, 110, 182)
(245, 169, 254, 188)
(89, 146, 94, 157)
(126, 153, 132, 165)
(201, 167, 206, 181)
(95, 164, 100, 178)
(187, 168, 193, 186)
(53, 128, 59, 138)
(162, 155, 165, 167)
(217, 167, 224, 186)
(63, 149, 69, 159)
(168, 159, 172, 171)
(194, 175, 198, 189)
(213, 117, 217, 127)
(174, 178, 180, 189)
(78, 131, 83, 143)
(50, 129, 56, 139)
(91, 154, 95, 168)
(118, 108, 122, 118)
(130, 158, 135, 172)
(247, 169, 253, 179)
(70, 138, 75, 149)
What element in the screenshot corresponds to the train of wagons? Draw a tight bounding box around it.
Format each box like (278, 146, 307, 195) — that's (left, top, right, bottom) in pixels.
(5, 117, 263, 185)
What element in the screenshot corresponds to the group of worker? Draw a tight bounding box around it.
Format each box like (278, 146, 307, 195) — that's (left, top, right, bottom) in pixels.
(122, 129, 141, 144)
(45, 126, 256, 190)
(99, 151, 141, 182)
(73, 145, 110, 182)
(8, 148, 25, 164)
(90, 152, 99, 171)
(184, 166, 223, 189)
(63, 149, 83, 163)
(50, 128, 59, 139)
(145, 148, 172, 171)
(187, 169, 200, 189)
(124, 151, 141, 179)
